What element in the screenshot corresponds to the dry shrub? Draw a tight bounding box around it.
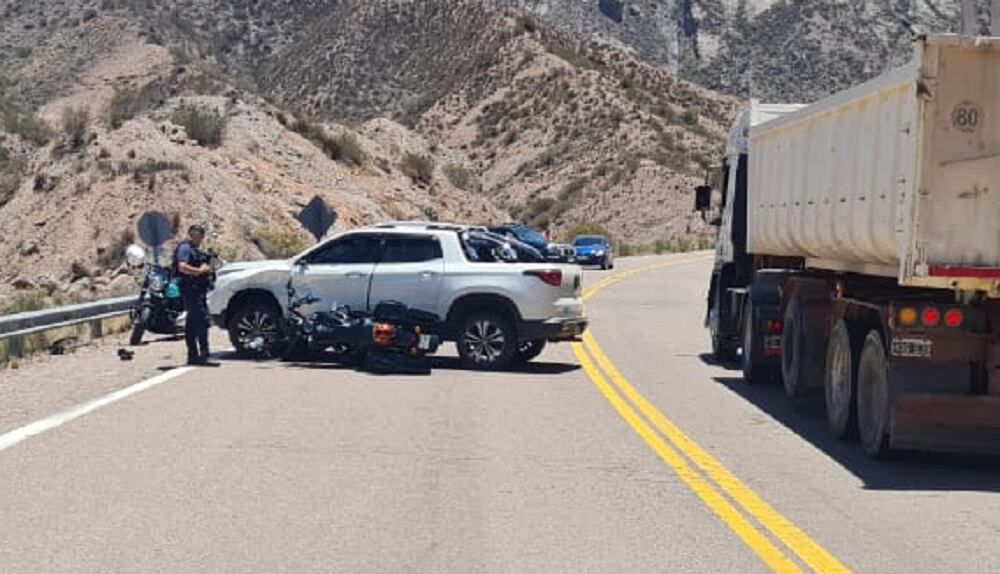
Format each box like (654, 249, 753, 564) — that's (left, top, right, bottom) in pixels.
(108, 86, 157, 129)
(2, 289, 48, 315)
(253, 225, 311, 259)
(172, 105, 227, 147)
(400, 153, 435, 185)
(61, 106, 90, 150)
(2, 107, 52, 146)
(443, 163, 477, 191)
(0, 148, 25, 207)
(291, 119, 367, 166)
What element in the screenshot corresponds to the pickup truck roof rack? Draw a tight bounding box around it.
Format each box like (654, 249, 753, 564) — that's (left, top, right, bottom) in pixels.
(373, 221, 472, 232)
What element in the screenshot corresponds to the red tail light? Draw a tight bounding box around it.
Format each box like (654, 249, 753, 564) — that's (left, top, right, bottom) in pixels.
(525, 269, 563, 287)
(372, 323, 396, 346)
(763, 319, 783, 334)
(944, 308, 964, 328)
(920, 307, 940, 327)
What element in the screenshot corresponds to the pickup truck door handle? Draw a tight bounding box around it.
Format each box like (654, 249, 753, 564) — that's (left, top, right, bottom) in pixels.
(345, 271, 368, 279)
(418, 271, 436, 279)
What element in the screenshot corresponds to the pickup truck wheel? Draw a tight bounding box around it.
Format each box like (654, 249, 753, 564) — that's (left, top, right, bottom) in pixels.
(456, 311, 516, 371)
(824, 320, 859, 439)
(857, 331, 891, 458)
(229, 302, 285, 359)
(514, 340, 547, 364)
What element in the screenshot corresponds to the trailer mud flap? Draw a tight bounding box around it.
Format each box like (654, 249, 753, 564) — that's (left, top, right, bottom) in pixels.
(891, 393, 1000, 455)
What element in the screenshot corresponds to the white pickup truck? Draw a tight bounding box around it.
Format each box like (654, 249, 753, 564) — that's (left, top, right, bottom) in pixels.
(208, 223, 588, 370)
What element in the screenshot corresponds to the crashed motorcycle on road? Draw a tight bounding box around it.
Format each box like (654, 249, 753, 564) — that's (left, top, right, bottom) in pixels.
(267, 276, 442, 374)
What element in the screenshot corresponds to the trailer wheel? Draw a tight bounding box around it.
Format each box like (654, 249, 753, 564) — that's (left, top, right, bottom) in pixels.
(781, 295, 810, 398)
(857, 331, 891, 458)
(741, 299, 772, 384)
(824, 320, 859, 439)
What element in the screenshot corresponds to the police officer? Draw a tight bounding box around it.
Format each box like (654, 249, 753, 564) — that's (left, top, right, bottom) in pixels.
(174, 225, 219, 367)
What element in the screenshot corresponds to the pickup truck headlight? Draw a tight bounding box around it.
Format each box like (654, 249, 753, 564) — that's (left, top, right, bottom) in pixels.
(594, 250, 605, 257)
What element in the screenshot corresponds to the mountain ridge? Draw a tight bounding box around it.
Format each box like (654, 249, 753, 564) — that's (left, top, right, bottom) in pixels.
(0, 0, 731, 304)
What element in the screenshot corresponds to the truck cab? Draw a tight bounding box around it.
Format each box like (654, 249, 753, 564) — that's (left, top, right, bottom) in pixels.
(698, 104, 804, 363)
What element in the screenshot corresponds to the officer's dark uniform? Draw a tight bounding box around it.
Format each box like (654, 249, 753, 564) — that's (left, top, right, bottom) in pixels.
(174, 240, 212, 364)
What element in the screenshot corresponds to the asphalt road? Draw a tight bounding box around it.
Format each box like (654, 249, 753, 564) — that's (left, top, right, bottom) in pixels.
(1, 253, 1000, 573)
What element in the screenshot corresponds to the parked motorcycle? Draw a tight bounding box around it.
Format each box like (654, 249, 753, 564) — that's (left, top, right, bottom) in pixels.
(125, 244, 185, 346)
(279, 278, 442, 373)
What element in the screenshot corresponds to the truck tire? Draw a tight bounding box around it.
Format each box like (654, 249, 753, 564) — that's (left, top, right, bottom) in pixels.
(824, 320, 859, 439)
(228, 301, 285, 359)
(514, 340, 547, 364)
(710, 295, 737, 363)
(781, 295, 810, 398)
(456, 310, 516, 371)
(857, 331, 891, 458)
(741, 299, 772, 384)
(712, 332, 738, 363)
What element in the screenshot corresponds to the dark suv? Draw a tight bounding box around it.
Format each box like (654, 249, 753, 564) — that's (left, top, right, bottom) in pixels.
(488, 224, 570, 262)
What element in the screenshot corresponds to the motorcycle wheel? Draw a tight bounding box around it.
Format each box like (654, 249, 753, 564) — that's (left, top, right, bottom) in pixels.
(280, 336, 313, 362)
(514, 340, 547, 364)
(129, 307, 151, 346)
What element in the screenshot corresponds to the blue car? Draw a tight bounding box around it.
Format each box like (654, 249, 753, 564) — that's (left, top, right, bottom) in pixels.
(572, 235, 614, 269)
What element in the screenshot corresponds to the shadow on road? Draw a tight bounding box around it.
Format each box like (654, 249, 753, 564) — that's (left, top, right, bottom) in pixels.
(698, 353, 739, 369)
(710, 374, 1000, 492)
(196, 350, 579, 376)
(131, 335, 183, 347)
(430, 356, 580, 375)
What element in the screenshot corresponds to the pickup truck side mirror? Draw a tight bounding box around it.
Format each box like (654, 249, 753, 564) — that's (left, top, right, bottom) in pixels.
(694, 185, 712, 212)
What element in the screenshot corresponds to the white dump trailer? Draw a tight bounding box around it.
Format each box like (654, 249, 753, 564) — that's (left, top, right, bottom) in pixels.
(750, 35, 1000, 295)
(697, 35, 1000, 457)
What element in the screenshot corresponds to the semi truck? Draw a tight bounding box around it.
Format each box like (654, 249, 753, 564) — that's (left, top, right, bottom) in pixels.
(697, 34, 1000, 457)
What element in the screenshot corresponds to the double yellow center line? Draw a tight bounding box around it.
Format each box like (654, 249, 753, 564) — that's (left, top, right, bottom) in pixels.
(573, 258, 851, 574)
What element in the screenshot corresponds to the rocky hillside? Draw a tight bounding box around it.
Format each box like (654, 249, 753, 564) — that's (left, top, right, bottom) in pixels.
(492, 0, 967, 103)
(0, 0, 735, 305)
(0, 6, 503, 305)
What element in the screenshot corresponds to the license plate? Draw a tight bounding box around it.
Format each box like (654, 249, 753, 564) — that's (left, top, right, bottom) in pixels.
(891, 338, 933, 358)
(418, 334, 434, 350)
(763, 335, 782, 349)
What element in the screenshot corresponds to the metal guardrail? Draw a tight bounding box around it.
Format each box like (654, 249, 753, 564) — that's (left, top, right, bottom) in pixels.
(0, 296, 136, 338)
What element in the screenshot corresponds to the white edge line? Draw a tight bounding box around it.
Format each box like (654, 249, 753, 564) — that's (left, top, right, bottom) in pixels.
(0, 367, 194, 453)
